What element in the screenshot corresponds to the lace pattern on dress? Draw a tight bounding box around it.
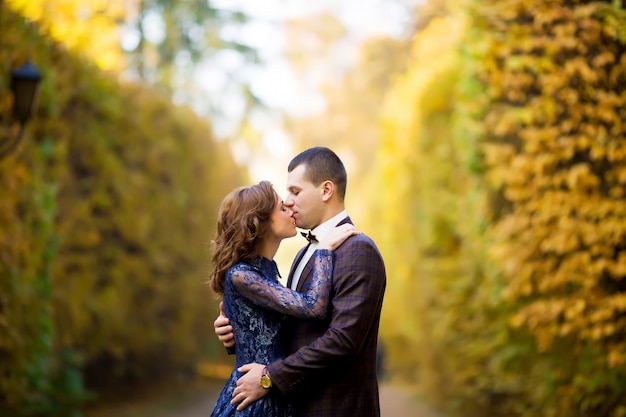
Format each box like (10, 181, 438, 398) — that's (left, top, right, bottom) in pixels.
(210, 249, 335, 417)
(230, 249, 334, 320)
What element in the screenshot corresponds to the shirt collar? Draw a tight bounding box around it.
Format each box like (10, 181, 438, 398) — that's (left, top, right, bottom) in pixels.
(309, 210, 348, 243)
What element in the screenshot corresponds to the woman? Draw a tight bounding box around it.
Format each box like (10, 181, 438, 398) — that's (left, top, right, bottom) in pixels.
(208, 181, 357, 417)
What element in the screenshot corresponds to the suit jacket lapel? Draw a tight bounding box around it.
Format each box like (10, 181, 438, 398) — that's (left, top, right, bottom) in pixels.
(294, 216, 353, 292)
(289, 217, 352, 292)
(296, 260, 314, 292)
(287, 244, 309, 289)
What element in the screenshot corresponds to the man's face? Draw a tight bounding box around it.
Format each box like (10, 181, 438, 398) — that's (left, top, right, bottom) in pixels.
(284, 164, 324, 230)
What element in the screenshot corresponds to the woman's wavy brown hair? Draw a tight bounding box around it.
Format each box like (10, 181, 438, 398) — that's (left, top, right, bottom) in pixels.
(209, 181, 277, 294)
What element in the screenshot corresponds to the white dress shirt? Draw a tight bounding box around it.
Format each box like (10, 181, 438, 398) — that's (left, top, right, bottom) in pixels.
(290, 210, 348, 290)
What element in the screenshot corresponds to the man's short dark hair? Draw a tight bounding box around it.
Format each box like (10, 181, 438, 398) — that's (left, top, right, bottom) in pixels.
(288, 147, 347, 200)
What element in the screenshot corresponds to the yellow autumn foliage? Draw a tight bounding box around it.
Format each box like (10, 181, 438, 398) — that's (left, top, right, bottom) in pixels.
(0, 5, 244, 415)
(7, 0, 126, 71)
(373, 0, 626, 416)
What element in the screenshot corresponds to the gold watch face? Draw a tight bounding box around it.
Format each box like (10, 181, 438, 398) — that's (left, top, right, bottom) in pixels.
(260, 374, 272, 389)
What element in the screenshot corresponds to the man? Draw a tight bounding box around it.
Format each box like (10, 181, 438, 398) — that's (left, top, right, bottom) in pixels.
(214, 146, 387, 417)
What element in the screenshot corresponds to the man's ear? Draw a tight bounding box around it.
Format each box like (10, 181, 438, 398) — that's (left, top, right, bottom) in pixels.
(321, 180, 334, 202)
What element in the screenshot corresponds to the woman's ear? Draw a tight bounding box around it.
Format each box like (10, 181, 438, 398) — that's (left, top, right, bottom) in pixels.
(321, 180, 334, 202)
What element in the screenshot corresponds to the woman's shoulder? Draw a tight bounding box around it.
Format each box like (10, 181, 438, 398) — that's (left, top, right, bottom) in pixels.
(227, 257, 268, 275)
(227, 261, 255, 274)
(225, 262, 255, 288)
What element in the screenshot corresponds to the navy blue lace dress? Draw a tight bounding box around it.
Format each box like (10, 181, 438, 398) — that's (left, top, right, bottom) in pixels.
(210, 249, 334, 417)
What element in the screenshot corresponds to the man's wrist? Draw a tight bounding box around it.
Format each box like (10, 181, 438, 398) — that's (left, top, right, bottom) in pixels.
(259, 366, 272, 389)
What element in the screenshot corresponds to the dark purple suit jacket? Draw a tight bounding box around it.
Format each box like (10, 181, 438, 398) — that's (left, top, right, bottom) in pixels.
(267, 218, 386, 417)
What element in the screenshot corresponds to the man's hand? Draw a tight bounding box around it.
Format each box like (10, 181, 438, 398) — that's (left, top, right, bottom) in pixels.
(214, 302, 235, 348)
(231, 363, 268, 410)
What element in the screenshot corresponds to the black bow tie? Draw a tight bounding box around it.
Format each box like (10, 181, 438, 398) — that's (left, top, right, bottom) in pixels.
(301, 231, 318, 243)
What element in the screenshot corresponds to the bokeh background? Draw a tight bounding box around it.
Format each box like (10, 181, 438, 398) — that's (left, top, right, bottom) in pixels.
(2, 0, 626, 416)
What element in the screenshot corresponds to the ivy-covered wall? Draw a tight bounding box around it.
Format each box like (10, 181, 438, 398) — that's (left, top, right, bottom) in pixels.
(373, 1, 626, 416)
(0, 6, 244, 416)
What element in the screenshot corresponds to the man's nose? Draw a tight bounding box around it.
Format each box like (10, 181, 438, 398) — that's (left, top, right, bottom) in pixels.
(284, 198, 295, 208)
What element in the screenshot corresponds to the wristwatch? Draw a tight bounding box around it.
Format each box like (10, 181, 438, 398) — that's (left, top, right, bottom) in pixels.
(260, 366, 272, 389)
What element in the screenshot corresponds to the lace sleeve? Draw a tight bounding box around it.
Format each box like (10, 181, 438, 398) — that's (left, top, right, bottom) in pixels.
(230, 249, 334, 319)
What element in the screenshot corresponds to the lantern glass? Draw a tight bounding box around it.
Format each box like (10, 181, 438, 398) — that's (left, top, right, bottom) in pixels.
(11, 62, 42, 124)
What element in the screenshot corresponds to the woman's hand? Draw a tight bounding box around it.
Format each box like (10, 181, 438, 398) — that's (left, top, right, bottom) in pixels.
(317, 224, 360, 251)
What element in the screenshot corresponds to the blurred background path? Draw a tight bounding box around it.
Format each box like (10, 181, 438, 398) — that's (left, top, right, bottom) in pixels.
(86, 380, 439, 417)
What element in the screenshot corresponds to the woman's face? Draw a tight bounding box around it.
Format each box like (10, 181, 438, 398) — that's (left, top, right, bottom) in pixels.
(269, 193, 297, 240)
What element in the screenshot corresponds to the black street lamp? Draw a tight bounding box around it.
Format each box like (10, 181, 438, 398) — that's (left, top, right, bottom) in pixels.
(1, 61, 42, 159)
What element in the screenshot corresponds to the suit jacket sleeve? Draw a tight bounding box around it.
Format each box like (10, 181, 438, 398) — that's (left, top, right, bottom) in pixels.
(266, 235, 386, 393)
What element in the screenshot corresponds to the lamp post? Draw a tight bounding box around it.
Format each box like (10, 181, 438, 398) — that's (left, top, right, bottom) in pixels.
(1, 61, 42, 159)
